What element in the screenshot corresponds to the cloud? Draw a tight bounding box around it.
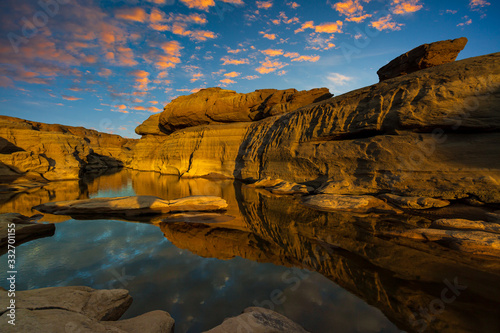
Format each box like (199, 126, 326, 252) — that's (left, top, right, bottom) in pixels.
(284, 52, 300, 58)
(332, 0, 372, 23)
(116, 104, 127, 109)
(0, 76, 14, 88)
(62, 95, 82, 101)
(220, 78, 236, 84)
(179, 0, 244, 11)
(390, 0, 423, 15)
(287, 2, 300, 9)
(98, 68, 112, 77)
(295, 21, 343, 34)
(148, 106, 162, 113)
(370, 15, 403, 31)
(256, 1, 273, 9)
(133, 106, 147, 111)
(291, 55, 320, 62)
(115, 7, 148, 22)
(261, 49, 284, 56)
(130, 70, 150, 91)
(149, 11, 216, 41)
(243, 75, 260, 80)
(221, 56, 250, 65)
(457, 16, 473, 26)
(224, 72, 241, 77)
(260, 32, 277, 40)
(255, 58, 287, 74)
(469, 0, 490, 10)
(326, 73, 353, 86)
(277, 70, 287, 76)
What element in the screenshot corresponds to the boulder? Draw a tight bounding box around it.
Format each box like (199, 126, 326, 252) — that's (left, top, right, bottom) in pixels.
(33, 195, 228, 216)
(0, 286, 174, 333)
(302, 194, 402, 214)
(379, 193, 450, 209)
(377, 37, 468, 81)
(204, 307, 309, 333)
(135, 113, 166, 136)
(0, 213, 55, 255)
(156, 87, 332, 134)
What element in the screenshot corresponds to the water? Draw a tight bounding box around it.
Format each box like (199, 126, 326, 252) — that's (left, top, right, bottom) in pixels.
(1, 169, 499, 332)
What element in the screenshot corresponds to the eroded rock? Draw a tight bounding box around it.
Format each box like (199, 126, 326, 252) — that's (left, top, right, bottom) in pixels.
(248, 178, 313, 195)
(302, 194, 401, 214)
(377, 37, 468, 81)
(379, 193, 450, 209)
(432, 218, 500, 234)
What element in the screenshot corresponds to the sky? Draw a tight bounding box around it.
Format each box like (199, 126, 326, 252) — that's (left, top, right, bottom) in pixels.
(0, 0, 498, 138)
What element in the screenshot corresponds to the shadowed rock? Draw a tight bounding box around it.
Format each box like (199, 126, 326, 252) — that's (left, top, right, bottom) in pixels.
(377, 37, 468, 81)
(33, 195, 228, 216)
(432, 218, 500, 234)
(379, 193, 450, 209)
(302, 194, 402, 214)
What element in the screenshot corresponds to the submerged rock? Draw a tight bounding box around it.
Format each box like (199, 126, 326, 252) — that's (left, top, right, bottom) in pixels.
(302, 194, 401, 214)
(379, 193, 450, 209)
(377, 37, 468, 81)
(33, 195, 228, 216)
(0, 286, 174, 333)
(204, 307, 309, 333)
(0, 213, 55, 255)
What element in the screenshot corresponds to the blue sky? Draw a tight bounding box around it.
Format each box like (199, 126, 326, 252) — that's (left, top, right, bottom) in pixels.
(0, 0, 498, 138)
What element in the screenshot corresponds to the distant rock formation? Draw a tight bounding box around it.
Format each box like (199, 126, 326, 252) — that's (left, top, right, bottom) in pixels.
(377, 37, 468, 81)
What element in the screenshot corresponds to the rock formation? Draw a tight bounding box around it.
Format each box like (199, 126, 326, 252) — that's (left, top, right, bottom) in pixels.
(0, 286, 175, 333)
(377, 37, 468, 81)
(0, 116, 135, 182)
(132, 52, 500, 203)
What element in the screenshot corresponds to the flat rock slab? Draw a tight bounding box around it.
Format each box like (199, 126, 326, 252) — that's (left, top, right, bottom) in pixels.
(432, 219, 500, 234)
(379, 193, 450, 209)
(377, 37, 468, 81)
(302, 194, 402, 214)
(0, 213, 55, 255)
(33, 195, 228, 216)
(0, 286, 174, 333)
(248, 178, 313, 195)
(204, 307, 309, 333)
(384, 228, 500, 258)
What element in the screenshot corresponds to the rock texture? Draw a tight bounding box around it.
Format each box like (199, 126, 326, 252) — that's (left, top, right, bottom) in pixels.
(0, 213, 55, 255)
(0, 116, 135, 182)
(247, 178, 313, 195)
(131, 52, 500, 203)
(33, 195, 228, 216)
(157, 87, 332, 134)
(204, 307, 309, 333)
(379, 193, 450, 209)
(135, 113, 165, 136)
(0, 286, 174, 333)
(377, 37, 468, 81)
(432, 218, 500, 234)
(302, 194, 401, 214)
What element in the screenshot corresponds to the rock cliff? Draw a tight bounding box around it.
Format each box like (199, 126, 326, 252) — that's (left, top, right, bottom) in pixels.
(132, 52, 500, 203)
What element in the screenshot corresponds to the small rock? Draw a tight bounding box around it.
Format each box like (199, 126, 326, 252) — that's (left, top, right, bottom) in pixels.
(302, 194, 402, 214)
(379, 193, 450, 209)
(204, 307, 309, 333)
(377, 37, 468, 81)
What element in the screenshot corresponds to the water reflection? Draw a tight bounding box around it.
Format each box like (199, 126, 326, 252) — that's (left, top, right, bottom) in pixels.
(0, 169, 499, 332)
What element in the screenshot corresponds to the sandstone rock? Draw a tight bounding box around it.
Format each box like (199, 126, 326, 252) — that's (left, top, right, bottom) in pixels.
(302, 194, 401, 214)
(379, 193, 450, 209)
(248, 178, 313, 195)
(432, 218, 500, 234)
(156, 87, 332, 134)
(0, 213, 55, 255)
(33, 195, 228, 216)
(0, 286, 174, 333)
(135, 113, 166, 136)
(204, 307, 309, 333)
(128, 52, 500, 203)
(383, 229, 500, 257)
(377, 37, 468, 81)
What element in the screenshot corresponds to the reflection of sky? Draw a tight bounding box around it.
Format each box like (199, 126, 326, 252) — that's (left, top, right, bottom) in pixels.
(0, 175, 400, 333)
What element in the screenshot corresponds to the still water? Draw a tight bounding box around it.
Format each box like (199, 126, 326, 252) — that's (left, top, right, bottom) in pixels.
(1, 169, 499, 332)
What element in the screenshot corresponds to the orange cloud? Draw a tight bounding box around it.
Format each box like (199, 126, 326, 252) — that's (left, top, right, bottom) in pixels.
(469, 0, 490, 9)
(333, 0, 372, 22)
(224, 72, 241, 78)
(115, 7, 147, 22)
(370, 14, 403, 31)
(131, 70, 150, 91)
(191, 73, 204, 82)
(390, 0, 423, 15)
(287, 2, 300, 9)
(284, 52, 300, 58)
(133, 106, 147, 111)
(221, 56, 250, 65)
(294, 21, 314, 33)
(255, 58, 287, 74)
(116, 104, 127, 109)
(242, 75, 260, 80)
(62, 95, 82, 101)
(98, 68, 112, 77)
(148, 106, 162, 113)
(261, 49, 284, 56)
(259, 32, 277, 40)
(179, 0, 215, 11)
(149, 101, 159, 104)
(315, 21, 344, 33)
(256, 1, 273, 9)
(220, 78, 236, 84)
(291, 55, 320, 62)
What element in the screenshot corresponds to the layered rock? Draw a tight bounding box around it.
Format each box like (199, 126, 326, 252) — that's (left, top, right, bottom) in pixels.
(377, 37, 468, 81)
(0, 286, 175, 333)
(131, 52, 500, 203)
(0, 116, 136, 182)
(157, 87, 333, 134)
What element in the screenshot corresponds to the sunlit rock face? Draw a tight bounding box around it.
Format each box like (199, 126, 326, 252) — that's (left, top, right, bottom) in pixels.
(159, 184, 500, 333)
(0, 116, 136, 182)
(133, 52, 500, 203)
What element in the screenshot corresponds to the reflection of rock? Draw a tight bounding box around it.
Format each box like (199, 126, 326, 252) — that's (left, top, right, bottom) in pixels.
(34, 195, 228, 217)
(379, 193, 450, 209)
(0, 213, 55, 255)
(247, 178, 313, 195)
(0, 286, 174, 333)
(204, 307, 309, 333)
(377, 37, 468, 81)
(302, 194, 401, 214)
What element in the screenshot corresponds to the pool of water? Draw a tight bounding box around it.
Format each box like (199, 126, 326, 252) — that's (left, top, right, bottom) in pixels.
(1, 169, 499, 332)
